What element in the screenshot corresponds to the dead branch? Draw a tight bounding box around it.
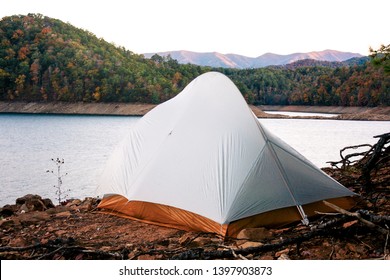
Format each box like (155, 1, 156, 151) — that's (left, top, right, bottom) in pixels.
(357, 210, 390, 222)
(327, 144, 373, 168)
(0, 239, 124, 260)
(0, 243, 43, 252)
(361, 133, 390, 189)
(322, 201, 389, 235)
(326, 132, 390, 192)
(73, 248, 123, 259)
(36, 246, 65, 260)
(340, 144, 373, 168)
(170, 229, 331, 260)
(230, 248, 248, 260)
(310, 214, 348, 230)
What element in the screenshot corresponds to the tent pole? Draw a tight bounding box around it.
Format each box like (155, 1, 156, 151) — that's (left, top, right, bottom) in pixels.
(257, 120, 310, 225)
(297, 204, 309, 225)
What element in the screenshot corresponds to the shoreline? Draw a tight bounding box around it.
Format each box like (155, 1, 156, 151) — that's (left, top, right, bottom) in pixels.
(258, 105, 390, 115)
(0, 101, 390, 121)
(0, 101, 157, 117)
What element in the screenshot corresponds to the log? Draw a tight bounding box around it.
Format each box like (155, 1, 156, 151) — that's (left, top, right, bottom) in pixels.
(322, 200, 389, 235)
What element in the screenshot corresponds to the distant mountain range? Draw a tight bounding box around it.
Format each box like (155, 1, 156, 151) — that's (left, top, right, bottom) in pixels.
(143, 50, 364, 69)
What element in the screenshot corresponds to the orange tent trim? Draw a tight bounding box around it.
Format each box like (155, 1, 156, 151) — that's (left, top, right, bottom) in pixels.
(98, 194, 357, 237)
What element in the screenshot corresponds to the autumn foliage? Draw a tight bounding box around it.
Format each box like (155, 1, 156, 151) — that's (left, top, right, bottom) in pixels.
(0, 14, 389, 106)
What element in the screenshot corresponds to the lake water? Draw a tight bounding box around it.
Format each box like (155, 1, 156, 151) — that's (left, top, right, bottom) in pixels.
(264, 111, 339, 118)
(0, 114, 389, 206)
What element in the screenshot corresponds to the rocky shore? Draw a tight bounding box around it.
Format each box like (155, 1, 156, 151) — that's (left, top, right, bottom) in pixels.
(1, 101, 390, 120)
(0, 101, 156, 116)
(1, 175, 388, 260)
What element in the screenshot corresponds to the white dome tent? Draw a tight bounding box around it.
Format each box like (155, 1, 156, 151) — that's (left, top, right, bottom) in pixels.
(96, 72, 356, 237)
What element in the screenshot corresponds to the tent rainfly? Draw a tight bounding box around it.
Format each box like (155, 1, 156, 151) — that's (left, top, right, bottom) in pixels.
(96, 72, 356, 237)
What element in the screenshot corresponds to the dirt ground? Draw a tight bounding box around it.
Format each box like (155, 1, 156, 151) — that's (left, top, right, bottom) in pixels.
(0, 178, 388, 260)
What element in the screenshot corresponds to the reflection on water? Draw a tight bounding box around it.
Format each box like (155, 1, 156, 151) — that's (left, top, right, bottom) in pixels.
(264, 111, 339, 118)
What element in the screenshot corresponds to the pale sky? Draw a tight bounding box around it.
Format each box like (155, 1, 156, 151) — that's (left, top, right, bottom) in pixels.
(1, 0, 388, 57)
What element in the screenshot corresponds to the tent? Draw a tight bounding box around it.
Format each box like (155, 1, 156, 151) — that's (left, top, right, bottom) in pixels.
(96, 72, 356, 237)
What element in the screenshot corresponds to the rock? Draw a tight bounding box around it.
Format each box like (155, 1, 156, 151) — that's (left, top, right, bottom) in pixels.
(42, 198, 55, 209)
(179, 232, 196, 245)
(55, 230, 67, 236)
(237, 227, 271, 241)
(46, 226, 55, 233)
(15, 194, 48, 212)
(346, 242, 365, 254)
(46, 206, 71, 215)
(277, 253, 290, 260)
(271, 228, 290, 235)
(18, 204, 29, 214)
(67, 199, 82, 207)
(258, 254, 274, 260)
(7, 237, 27, 247)
(189, 237, 212, 248)
(157, 239, 170, 246)
(275, 248, 290, 258)
(0, 219, 16, 228)
(40, 238, 49, 244)
(26, 198, 47, 212)
(300, 250, 312, 258)
(238, 241, 264, 250)
(137, 254, 161, 260)
(78, 198, 94, 212)
(0, 205, 17, 217)
(18, 211, 50, 225)
(15, 194, 42, 205)
(54, 211, 72, 218)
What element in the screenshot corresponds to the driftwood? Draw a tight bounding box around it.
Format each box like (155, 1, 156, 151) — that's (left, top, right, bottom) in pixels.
(357, 210, 390, 222)
(322, 201, 389, 235)
(327, 133, 389, 169)
(326, 132, 390, 190)
(361, 133, 390, 189)
(170, 229, 338, 260)
(327, 144, 373, 168)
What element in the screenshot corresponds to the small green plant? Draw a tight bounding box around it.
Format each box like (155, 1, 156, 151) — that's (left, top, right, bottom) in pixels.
(46, 157, 70, 205)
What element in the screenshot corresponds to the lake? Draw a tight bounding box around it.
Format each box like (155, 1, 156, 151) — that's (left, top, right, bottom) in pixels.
(264, 111, 339, 118)
(0, 113, 389, 206)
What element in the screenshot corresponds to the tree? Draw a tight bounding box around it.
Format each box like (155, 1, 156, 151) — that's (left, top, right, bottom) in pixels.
(369, 44, 390, 73)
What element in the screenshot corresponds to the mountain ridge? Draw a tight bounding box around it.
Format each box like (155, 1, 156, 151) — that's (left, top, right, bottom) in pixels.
(143, 49, 364, 69)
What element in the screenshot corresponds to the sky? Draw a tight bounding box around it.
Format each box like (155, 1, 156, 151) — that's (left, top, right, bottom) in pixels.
(1, 0, 388, 57)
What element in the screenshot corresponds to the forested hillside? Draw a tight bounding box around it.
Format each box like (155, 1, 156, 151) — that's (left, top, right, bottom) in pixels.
(0, 14, 389, 106)
(0, 14, 206, 104)
(219, 61, 389, 106)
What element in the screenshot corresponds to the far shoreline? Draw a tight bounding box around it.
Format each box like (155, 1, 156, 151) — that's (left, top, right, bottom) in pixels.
(0, 101, 390, 121)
